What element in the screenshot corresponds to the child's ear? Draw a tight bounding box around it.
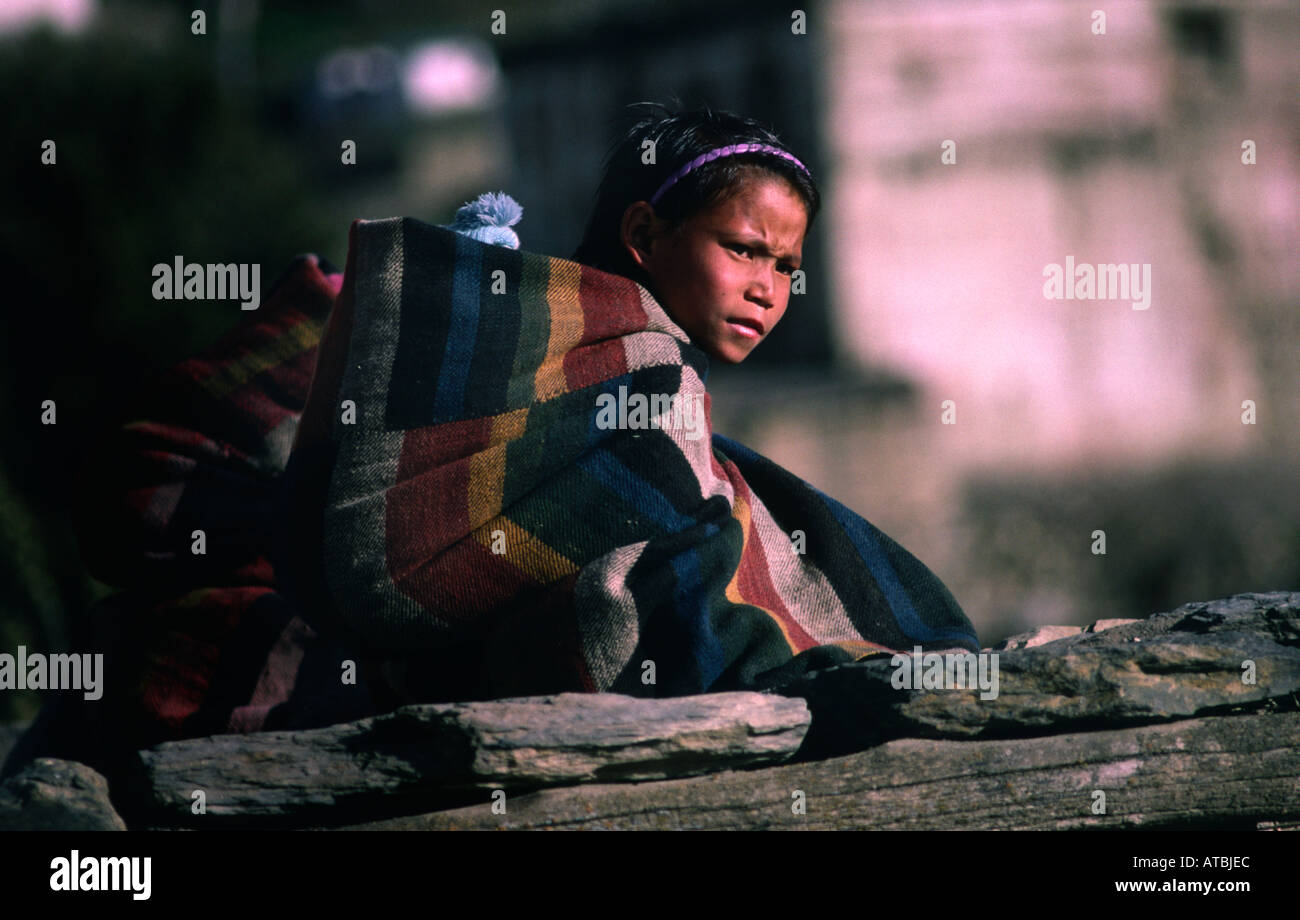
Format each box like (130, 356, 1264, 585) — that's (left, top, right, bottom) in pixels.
(620, 201, 660, 270)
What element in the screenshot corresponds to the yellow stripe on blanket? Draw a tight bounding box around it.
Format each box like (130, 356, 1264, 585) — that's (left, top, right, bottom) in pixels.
(197, 317, 324, 401)
(467, 408, 530, 531)
(842, 640, 900, 660)
(533, 260, 585, 402)
(726, 493, 800, 655)
(473, 516, 579, 582)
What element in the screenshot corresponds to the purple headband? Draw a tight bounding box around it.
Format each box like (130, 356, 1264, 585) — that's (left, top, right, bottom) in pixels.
(648, 143, 811, 207)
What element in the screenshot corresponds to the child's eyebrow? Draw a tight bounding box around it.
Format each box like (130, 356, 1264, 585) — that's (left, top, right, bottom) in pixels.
(730, 234, 802, 266)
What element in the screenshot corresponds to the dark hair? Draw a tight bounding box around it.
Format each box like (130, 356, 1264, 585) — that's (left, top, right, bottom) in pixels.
(572, 101, 820, 287)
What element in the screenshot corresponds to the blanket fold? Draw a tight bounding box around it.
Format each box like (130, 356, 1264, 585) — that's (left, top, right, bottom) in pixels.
(278, 217, 979, 701)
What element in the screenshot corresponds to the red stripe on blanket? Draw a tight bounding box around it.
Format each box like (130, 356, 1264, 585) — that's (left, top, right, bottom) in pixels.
(397, 416, 498, 467)
(578, 266, 649, 343)
(393, 538, 533, 628)
(387, 419, 491, 580)
(729, 475, 818, 652)
(560, 268, 647, 392)
(708, 431, 732, 484)
(563, 338, 630, 394)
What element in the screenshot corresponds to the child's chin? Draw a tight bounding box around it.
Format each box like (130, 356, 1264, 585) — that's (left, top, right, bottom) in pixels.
(706, 340, 756, 364)
(708, 347, 748, 365)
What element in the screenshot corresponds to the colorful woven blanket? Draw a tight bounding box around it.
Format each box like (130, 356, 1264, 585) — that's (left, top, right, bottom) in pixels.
(10, 217, 979, 778)
(278, 217, 980, 702)
(6, 255, 385, 780)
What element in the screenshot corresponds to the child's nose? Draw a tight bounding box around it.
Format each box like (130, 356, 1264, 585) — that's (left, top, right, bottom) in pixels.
(746, 268, 777, 307)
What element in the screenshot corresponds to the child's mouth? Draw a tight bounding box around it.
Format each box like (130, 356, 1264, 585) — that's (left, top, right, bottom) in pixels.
(726, 318, 763, 338)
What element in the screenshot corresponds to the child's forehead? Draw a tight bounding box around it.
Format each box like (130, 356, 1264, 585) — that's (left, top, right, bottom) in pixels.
(694, 177, 808, 236)
(719, 167, 797, 200)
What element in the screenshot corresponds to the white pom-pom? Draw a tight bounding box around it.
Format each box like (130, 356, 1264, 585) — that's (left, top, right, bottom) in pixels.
(452, 191, 523, 229)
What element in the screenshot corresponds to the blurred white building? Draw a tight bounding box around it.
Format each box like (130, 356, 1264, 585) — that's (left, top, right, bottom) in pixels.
(705, 0, 1300, 637)
(817, 0, 1298, 473)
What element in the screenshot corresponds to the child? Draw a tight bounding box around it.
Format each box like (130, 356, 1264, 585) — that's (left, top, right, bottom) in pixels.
(273, 99, 980, 703)
(5, 108, 977, 791)
(574, 103, 818, 366)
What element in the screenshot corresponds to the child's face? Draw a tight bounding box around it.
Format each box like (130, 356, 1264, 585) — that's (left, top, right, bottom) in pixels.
(628, 176, 807, 364)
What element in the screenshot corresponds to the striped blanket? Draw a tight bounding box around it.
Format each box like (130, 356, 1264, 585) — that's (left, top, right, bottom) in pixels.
(278, 217, 980, 703)
(11, 217, 978, 778)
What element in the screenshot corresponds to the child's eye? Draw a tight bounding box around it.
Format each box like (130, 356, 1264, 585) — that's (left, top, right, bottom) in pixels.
(728, 242, 796, 275)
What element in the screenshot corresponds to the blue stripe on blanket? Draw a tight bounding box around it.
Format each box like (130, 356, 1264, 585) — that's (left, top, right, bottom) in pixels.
(575, 447, 695, 531)
(434, 234, 482, 419)
(671, 548, 726, 690)
(820, 493, 979, 646)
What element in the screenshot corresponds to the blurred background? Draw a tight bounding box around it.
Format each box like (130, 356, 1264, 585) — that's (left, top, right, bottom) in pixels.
(2, 0, 1297, 722)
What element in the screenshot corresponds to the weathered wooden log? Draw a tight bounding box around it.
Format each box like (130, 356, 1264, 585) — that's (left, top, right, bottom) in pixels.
(339, 710, 1300, 831)
(7, 592, 1295, 830)
(128, 690, 810, 827)
(0, 758, 126, 831)
(775, 591, 1300, 758)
